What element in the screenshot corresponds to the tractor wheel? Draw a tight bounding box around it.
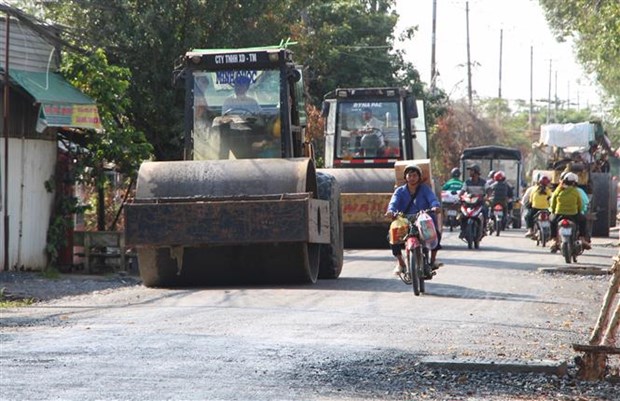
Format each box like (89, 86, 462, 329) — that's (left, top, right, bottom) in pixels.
(317, 172, 344, 279)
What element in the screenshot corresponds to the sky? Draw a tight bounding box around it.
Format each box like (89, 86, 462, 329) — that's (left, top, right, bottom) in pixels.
(394, 0, 602, 108)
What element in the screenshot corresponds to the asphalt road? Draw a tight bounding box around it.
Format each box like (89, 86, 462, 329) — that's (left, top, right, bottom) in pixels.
(1, 228, 617, 400)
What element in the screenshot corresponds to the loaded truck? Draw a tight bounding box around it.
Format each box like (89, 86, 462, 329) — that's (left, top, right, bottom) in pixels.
(319, 87, 426, 248)
(124, 46, 343, 287)
(538, 121, 616, 237)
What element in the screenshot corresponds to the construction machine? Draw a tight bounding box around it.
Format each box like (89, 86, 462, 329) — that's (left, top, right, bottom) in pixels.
(536, 121, 616, 237)
(124, 46, 343, 287)
(319, 87, 425, 248)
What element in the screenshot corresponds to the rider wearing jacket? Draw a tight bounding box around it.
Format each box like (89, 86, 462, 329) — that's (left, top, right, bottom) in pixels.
(549, 172, 590, 251)
(442, 168, 464, 192)
(524, 175, 552, 237)
(459, 164, 489, 236)
(386, 164, 442, 276)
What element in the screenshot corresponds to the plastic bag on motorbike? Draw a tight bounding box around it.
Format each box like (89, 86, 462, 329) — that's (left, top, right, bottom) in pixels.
(388, 215, 410, 244)
(416, 211, 438, 249)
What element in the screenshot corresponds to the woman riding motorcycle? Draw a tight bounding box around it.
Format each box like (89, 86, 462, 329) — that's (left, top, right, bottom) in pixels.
(549, 172, 590, 251)
(524, 175, 552, 237)
(385, 164, 442, 275)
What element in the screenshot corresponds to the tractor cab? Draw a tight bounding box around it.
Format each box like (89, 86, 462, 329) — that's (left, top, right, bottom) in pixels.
(175, 46, 305, 161)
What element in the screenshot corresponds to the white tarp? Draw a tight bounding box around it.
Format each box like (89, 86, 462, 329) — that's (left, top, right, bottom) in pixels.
(540, 122, 595, 147)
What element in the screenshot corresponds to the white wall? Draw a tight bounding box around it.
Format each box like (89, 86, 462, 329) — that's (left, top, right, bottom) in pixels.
(0, 137, 55, 270)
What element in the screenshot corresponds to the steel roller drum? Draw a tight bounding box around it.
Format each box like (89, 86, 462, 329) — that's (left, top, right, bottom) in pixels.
(318, 168, 395, 194)
(136, 158, 317, 200)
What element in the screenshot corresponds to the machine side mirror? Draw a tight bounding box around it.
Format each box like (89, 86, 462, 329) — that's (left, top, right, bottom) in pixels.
(288, 68, 302, 82)
(405, 95, 418, 119)
(321, 101, 330, 118)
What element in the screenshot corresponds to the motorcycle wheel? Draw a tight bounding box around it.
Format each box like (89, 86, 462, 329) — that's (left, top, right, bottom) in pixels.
(540, 227, 549, 248)
(465, 224, 474, 249)
(409, 248, 421, 296)
(495, 218, 501, 236)
(561, 242, 572, 264)
(417, 249, 426, 294)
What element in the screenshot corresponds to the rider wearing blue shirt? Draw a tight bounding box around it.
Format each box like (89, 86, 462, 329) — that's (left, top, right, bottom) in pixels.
(386, 164, 442, 276)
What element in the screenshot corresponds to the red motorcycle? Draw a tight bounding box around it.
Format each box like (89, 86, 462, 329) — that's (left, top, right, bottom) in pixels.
(558, 218, 584, 263)
(487, 202, 506, 236)
(532, 210, 551, 247)
(394, 210, 438, 296)
(459, 193, 485, 249)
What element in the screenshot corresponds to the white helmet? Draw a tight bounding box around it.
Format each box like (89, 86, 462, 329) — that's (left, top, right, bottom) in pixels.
(563, 172, 578, 183)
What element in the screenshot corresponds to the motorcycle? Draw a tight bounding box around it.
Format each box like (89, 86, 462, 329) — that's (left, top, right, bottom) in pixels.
(440, 190, 460, 232)
(532, 210, 551, 247)
(558, 218, 583, 264)
(393, 210, 437, 296)
(459, 193, 485, 249)
(487, 202, 506, 236)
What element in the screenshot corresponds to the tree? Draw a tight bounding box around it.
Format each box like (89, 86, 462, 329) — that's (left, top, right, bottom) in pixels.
(57, 48, 152, 231)
(538, 0, 620, 111)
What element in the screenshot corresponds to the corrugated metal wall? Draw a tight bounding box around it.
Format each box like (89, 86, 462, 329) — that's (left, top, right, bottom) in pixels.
(0, 137, 56, 269)
(0, 16, 59, 72)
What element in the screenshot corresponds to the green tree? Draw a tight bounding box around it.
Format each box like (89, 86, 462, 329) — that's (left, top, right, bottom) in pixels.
(538, 0, 620, 110)
(59, 48, 153, 230)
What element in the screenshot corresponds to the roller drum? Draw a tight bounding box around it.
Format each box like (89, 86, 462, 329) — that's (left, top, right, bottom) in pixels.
(319, 168, 396, 249)
(130, 158, 321, 287)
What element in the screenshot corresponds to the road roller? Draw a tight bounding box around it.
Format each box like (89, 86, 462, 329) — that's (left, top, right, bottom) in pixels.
(319, 87, 426, 248)
(124, 46, 343, 287)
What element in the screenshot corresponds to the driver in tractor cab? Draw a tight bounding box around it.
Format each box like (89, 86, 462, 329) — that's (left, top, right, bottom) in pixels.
(352, 107, 385, 156)
(222, 75, 261, 115)
(548, 172, 590, 252)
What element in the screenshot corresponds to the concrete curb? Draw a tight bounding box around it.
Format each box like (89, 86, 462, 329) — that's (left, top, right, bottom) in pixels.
(420, 358, 569, 376)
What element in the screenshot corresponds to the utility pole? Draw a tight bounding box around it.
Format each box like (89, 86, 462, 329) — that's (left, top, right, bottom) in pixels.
(498, 29, 503, 99)
(554, 70, 558, 121)
(3, 13, 10, 271)
(430, 0, 437, 93)
(547, 59, 552, 124)
(466, 1, 473, 110)
(529, 46, 533, 134)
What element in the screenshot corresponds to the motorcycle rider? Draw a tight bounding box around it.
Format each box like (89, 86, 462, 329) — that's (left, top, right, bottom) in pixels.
(386, 164, 442, 276)
(524, 175, 552, 237)
(486, 170, 496, 187)
(487, 171, 511, 227)
(549, 172, 590, 252)
(459, 164, 489, 237)
(442, 168, 464, 192)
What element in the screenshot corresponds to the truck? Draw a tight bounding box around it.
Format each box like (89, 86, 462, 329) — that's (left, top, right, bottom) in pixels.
(538, 121, 616, 237)
(319, 87, 426, 248)
(124, 46, 343, 287)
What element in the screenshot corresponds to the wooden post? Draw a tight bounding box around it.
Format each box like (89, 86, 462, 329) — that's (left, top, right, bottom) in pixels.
(573, 251, 620, 380)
